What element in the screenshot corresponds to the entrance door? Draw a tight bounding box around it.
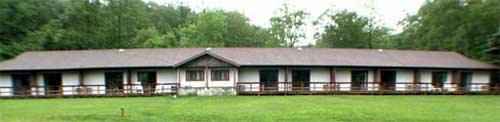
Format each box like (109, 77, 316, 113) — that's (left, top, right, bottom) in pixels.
(380, 71, 396, 90)
(138, 72, 157, 94)
(105, 72, 124, 94)
(351, 71, 368, 91)
(460, 72, 472, 91)
(12, 74, 31, 96)
(44, 73, 62, 95)
(259, 70, 278, 91)
(292, 70, 310, 91)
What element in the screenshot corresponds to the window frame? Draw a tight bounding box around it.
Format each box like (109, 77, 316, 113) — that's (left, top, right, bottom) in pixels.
(137, 71, 157, 84)
(186, 70, 205, 82)
(431, 71, 447, 88)
(211, 69, 230, 81)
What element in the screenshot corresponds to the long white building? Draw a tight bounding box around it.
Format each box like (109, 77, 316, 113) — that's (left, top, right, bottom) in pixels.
(0, 48, 498, 97)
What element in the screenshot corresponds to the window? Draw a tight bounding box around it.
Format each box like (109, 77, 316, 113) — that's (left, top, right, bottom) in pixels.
(211, 70, 229, 81)
(138, 72, 157, 84)
(432, 72, 447, 88)
(186, 70, 204, 81)
(137, 72, 157, 94)
(460, 72, 472, 89)
(105, 72, 124, 94)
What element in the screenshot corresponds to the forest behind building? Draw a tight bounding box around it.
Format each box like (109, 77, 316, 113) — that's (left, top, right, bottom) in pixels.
(0, 0, 499, 65)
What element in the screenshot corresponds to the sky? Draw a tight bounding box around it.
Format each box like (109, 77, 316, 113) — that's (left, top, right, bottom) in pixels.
(148, 0, 425, 45)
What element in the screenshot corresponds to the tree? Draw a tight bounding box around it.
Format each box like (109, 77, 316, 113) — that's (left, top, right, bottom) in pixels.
(484, 29, 500, 65)
(0, 0, 64, 60)
(315, 10, 391, 48)
(398, 0, 500, 61)
(270, 3, 309, 47)
(147, 3, 193, 34)
(142, 31, 178, 48)
(179, 10, 227, 47)
(0, 0, 64, 44)
(106, 0, 153, 48)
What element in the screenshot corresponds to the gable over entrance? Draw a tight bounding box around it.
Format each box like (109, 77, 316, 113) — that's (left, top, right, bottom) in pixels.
(174, 53, 239, 68)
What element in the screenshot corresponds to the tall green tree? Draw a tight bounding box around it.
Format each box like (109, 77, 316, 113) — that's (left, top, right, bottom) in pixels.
(222, 12, 273, 47)
(0, 0, 64, 60)
(179, 10, 227, 47)
(0, 0, 64, 44)
(398, 0, 500, 61)
(315, 10, 391, 48)
(270, 3, 309, 47)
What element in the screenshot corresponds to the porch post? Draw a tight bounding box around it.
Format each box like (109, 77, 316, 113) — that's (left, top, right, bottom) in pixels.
(205, 65, 209, 88)
(31, 72, 39, 96)
(234, 67, 239, 94)
(413, 69, 420, 92)
(284, 67, 288, 92)
(284, 67, 288, 83)
(374, 68, 381, 91)
(78, 70, 85, 95)
(127, 69, 131, 95)
(29, 72, 36, 96)
(79, 71, 85, 86)
(204, 58, 209, 88)
(452, 70, 461, 93)
(330, 67, 336, 92)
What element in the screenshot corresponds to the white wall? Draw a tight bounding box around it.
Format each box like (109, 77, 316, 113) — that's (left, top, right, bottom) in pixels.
(470, 71, 491, 91)
(335, 68, 375, 91)
(0, 67, 494, 96)
(238, 67, 259, 83)
(82, 70, 128, 95)
(237, 67, 285, 92)
(208, 67, 237, 87)
(0, 73, 12, 96)
(308, 67, 330, 91)
(395, 69, 414, 91)
(335, 68, 350, 91)
(62, 71, 79, 95)
(128, 68, 178, 93)
(419, 70, 455, 91)
(179, 67, 237, 88)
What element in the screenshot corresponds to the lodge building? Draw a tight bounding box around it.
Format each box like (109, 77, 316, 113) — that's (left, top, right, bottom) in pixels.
(0, 48, 498, 97)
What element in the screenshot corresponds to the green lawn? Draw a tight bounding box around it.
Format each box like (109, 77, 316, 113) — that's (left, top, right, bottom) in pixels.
(0, 96, 499, 122)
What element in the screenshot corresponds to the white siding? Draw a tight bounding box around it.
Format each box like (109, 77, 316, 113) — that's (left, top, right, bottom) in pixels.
(238, 68, 259, 83)
(179, 68, 206, 87)
(158, 69, 177, 83)
(82, 70, 128, 95)
(472, 71, 490, 83)
(0, 73, 12, 96)
(309, 67, 330, 91)
(0, 67, 494, 96)
(310, 68, 330, 83)
(62, 71, 79, 95)
(419, 70, 455, 91)
(129, 68, 177, 93)
(395, 69, 414, 91)
(179, 67, 238, 88)
(335, 68, 350, 91)
(470, 71, 491, 91)
(237, 67, 285, 92)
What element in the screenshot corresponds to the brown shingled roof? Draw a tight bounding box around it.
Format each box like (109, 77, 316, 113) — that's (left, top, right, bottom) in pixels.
(0, 48, 496, 71)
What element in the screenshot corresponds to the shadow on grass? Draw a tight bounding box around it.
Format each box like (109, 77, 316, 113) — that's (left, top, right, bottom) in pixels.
(47, 114, 135, 122)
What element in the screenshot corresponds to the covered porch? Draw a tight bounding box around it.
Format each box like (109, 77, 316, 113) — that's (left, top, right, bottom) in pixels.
(236, 67, 499, 95)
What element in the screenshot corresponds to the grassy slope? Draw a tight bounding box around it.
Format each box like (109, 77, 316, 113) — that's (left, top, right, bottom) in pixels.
(0, 96, 499, 122)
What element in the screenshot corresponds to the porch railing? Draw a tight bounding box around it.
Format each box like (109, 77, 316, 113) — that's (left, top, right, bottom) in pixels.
(236, 82, 500, 95)
(0, 83, 180, 98)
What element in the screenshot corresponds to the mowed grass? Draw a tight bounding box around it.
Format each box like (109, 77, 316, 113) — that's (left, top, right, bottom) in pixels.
(0, 96, 499, 122)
